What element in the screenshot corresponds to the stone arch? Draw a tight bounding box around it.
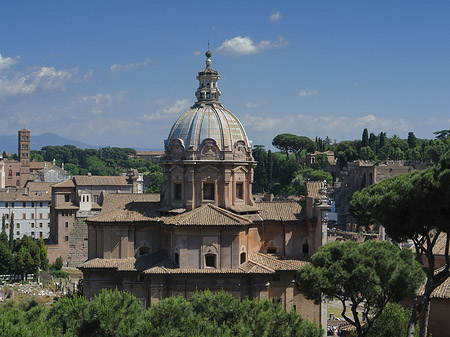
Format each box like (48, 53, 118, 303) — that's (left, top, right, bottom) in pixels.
(198, 138, 219, 160)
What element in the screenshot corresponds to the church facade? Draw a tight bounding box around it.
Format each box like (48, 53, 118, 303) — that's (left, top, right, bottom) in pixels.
(81, 52, 329, 326)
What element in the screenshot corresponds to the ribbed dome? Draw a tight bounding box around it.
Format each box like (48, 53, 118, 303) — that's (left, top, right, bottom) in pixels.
(166, 103, 250, 152)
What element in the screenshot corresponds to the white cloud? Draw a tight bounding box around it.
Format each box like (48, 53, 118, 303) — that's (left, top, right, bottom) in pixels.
(245, 100, 267, 109)
(269, 11, 281, 22)
(215, 36, 287, 55)
(78, 92, 125, 115)
(0, 53, 19, 71)
(193, 51, 201, 56)
(0, 66, 78, 98)
(143, 99, 190, 121)
(109, 57, 151, 74)
(298, 90, 318, 97)
(240, 113, 290, 132)
(296, 113, 410, 135)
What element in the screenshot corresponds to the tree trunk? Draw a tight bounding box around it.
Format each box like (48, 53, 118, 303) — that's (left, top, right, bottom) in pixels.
(407, 295, 418, 337)
(419, 299, 431, 337)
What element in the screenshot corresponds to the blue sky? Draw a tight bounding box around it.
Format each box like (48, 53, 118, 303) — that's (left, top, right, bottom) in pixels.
(1, 1, 449, 150)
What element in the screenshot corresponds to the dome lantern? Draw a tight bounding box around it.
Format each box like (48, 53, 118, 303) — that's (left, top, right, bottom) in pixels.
(195, 51, 221, 102)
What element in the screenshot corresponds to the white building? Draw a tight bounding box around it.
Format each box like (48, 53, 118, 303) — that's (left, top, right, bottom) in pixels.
(0, 191, 51, 240)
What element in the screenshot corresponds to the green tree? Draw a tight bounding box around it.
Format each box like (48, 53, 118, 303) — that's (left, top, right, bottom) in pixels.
(64, 163, 79, 175)
(296, 240, 424, 337)
(407, 132, 418, 149)
(360, 146, 375, 160)
(272, 133, 314, 160)
(146, 171, 163, 193)
(54, 256, 63, 271)
(9, 213, 14, 251)
(367, 303, 417, 337)
(362, 128, 369, 147)
(433, 129, 450, 140)
(0, 240, 13, 274)
(350, 154, 450, 337)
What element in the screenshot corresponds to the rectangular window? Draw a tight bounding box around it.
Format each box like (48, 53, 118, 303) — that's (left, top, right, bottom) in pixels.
(5, 203, 8, 208)
(16, 231, 20, 236)
(236, 183, 243, 200)
(203, 183, 215, 201)
(65, 195, 70, 202)
(31, 202, 34, 207)
(31, 223, 34, 228)
(23, 213, 26, 219)
(31, 213, 34, 219)
(40, 202, 43, 207)
(11, 203, 14, 208)
(205, 254, 216, 268)
(5, 214, 9, 220)
(31, 231, 35, 237)
(64, 236, 68, 242)
(174, 183, 182, 200)
(23, 202, 26, 207)
(39, 213, 43, 219)
(16, 223, 20, 229)
(40, 232, 43, 239)
(65, 222, 68, 228)
(39, 223, 43, 228)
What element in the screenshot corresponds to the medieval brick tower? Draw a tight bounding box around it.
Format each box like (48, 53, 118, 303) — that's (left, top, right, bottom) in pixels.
(18, 128, 31, 186)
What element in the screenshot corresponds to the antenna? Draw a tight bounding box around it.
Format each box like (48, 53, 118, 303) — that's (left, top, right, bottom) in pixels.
(208, 41, 210, 51)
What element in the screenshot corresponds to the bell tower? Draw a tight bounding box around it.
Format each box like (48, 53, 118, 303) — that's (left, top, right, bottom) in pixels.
(18, 128, 31, 187)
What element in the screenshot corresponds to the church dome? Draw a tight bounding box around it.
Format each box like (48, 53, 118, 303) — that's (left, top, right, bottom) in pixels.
(164, 51, 252, 160)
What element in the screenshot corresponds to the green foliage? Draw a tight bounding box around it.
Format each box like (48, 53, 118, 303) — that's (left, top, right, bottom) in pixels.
(367, 303, 418, 337)
(272, 133, 315, 160)
(146, 171, 163, 193)
(51, 270, 69, 279)
(350, 154, 450, 336)
(33, 145, 161, 176)
(54, 256, 63, 271)
(296, 241, 425, 337)
(0, 290, 321, 337)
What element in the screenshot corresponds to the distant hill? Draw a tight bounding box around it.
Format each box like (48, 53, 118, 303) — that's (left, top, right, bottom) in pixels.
(0, 133, 98, 154)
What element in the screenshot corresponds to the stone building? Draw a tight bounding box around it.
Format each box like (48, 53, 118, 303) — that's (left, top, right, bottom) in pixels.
(81, 52, 329, 327)
(0, 188, 51, 240)
(48, 174, 138, 266)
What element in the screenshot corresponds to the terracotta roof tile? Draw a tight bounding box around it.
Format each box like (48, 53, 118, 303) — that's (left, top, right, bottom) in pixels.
(249, 252, 305, 271)
(417, 267, 450, 299)
(306, 181, 322, 199)
(53, 179, 75, 188)
(254, 201, 303, 221)
(163, 204, 252, 226)
(25, 182, 54, 193)
(54, 202, 79, 210)
(0, 192, 51, 202)
(74, 175, 130, 186)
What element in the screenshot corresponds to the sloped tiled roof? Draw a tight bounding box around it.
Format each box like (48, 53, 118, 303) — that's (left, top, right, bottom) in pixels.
(306, 181, 322, 199)
(255, 201, 303, 221)
(87, 193, 161, 223)
(74, 175, 130, 186)
(53, 179, 75, 188)
(0, 192, 51, 202)
(164, 204, 252, 226)
(25, 182, 54, 193)
(54, 202, 79, 210)
(417, 267, 450, 299)
(249, 252, 305, 271)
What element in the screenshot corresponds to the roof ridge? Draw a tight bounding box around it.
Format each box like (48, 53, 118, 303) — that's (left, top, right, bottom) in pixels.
(245, 259, 275, 273)
(208, 204, 252, 223)
(253, 252, 297, 269)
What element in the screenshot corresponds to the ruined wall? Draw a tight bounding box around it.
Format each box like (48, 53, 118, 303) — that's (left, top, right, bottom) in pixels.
(67, 217, 89, 267)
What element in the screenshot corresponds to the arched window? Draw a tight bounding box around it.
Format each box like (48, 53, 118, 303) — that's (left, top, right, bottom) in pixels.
(267, 247, 277, 254)
(8, 170, 12, 177)
(240, 252, 246, 264)
(16, 180, 20, 186)
(207, 83, 210, 88)
(174, 252, 179, 265)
